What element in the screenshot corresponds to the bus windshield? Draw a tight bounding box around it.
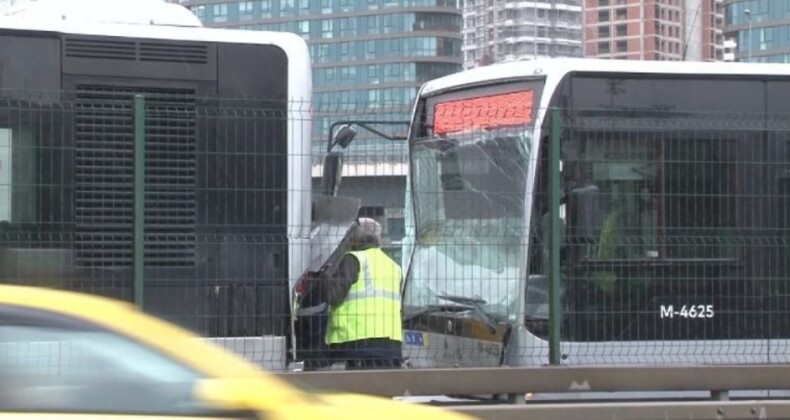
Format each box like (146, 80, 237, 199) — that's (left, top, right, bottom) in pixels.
(403, 83, 542, 322)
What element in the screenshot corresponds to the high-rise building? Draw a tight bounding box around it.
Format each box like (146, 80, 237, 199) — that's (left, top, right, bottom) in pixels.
(724, 0, 790, 62)
(584, 0, 725, 61)
(173, 0, 463, 256)
(461, 0, 584, 69)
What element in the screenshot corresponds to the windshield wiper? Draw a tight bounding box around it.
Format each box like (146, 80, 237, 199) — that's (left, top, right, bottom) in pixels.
(404, 295, 500, 334)
(403, 303, 474, 321)
(436, 294, 487, 306)
(403, 294, 486, 320)
(414, 137, 458, 153)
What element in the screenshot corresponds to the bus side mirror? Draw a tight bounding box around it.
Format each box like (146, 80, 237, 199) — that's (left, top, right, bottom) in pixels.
(567, 184, 600, 242)
(321, 152, 343, 196)
(321, 125, 358, 197)
(332, 125, 357, 149)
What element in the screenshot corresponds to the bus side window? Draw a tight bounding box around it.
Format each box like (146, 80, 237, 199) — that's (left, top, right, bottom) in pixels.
(528, 136, 549, 276)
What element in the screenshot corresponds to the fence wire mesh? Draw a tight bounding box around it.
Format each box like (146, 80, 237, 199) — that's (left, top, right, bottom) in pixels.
(551, 109, 784, 366)
(2, 90, 790, 380)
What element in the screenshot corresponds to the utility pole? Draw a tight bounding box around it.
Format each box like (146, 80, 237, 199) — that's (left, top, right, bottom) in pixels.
(744, 8, 752, 61)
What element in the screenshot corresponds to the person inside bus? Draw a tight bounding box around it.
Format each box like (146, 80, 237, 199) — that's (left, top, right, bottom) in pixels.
(320, 217, 403, 370)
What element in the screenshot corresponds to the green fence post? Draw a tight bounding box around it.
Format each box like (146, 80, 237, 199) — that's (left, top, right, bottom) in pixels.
(549, 107, 562, 365)
(133, 94, 146, 309)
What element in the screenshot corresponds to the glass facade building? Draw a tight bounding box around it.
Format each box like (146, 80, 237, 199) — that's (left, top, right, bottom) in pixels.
(174, 0, 463, 257)
(182, 1, 462, 114)
(725, 0, 790, 62)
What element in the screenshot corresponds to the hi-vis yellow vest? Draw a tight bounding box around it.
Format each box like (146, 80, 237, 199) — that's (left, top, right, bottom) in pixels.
(326, 248, 403, 345)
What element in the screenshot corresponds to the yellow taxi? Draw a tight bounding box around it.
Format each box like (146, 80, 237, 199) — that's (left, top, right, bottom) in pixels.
(0, 285, 477, 420)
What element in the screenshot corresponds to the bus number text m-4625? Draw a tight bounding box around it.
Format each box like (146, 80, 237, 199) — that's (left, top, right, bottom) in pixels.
(659, 305, 714, 319)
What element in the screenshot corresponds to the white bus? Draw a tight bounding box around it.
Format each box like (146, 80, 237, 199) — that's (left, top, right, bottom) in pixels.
(0, 0, 317, 368)
(401, 57, 790, 369)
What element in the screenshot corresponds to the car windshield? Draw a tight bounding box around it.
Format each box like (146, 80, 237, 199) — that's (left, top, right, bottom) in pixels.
(404, 127, 533, 322)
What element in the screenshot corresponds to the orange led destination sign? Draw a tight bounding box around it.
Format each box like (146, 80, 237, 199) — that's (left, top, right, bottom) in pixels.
(433, 90, 534, 135)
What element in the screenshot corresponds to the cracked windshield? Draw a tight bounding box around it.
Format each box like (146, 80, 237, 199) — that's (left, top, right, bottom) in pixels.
(404, 88, 538, 323)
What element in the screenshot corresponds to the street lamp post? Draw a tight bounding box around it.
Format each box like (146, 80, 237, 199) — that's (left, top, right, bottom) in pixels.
(744, 8, 752, 61)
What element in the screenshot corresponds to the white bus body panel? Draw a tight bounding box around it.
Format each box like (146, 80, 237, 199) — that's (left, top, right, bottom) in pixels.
(407, 58, 790, 368)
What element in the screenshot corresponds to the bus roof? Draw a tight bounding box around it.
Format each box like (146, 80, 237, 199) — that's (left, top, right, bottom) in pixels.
(0, 0, 201, 27)
(0, 16, 308, 58)
(419, 58, 790, 97)
(0, 0, 311, 102)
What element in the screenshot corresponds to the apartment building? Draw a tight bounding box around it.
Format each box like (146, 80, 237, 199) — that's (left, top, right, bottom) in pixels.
(584, 0, 725, 61)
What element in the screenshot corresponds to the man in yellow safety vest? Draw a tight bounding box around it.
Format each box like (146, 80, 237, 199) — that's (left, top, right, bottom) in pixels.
(322, 217, 403, 369)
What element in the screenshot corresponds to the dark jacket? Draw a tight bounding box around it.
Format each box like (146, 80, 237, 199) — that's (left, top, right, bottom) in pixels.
(320, 244, 377, 307)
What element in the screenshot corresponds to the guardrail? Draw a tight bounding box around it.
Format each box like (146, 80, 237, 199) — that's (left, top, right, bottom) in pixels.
(449, 400, 790, 420)
(276, 365, 790, 419)
(275, 365, 790, 398)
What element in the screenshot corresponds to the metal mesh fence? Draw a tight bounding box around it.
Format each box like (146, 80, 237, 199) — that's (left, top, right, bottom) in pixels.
(0, 90, 310, 373)
(2, 91, 790, 378)
(549, 109, 781, 365)
(558, 111, 749, 361)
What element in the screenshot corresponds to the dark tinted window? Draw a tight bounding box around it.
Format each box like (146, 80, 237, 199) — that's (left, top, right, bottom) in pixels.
(568, 76, 764, 115)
